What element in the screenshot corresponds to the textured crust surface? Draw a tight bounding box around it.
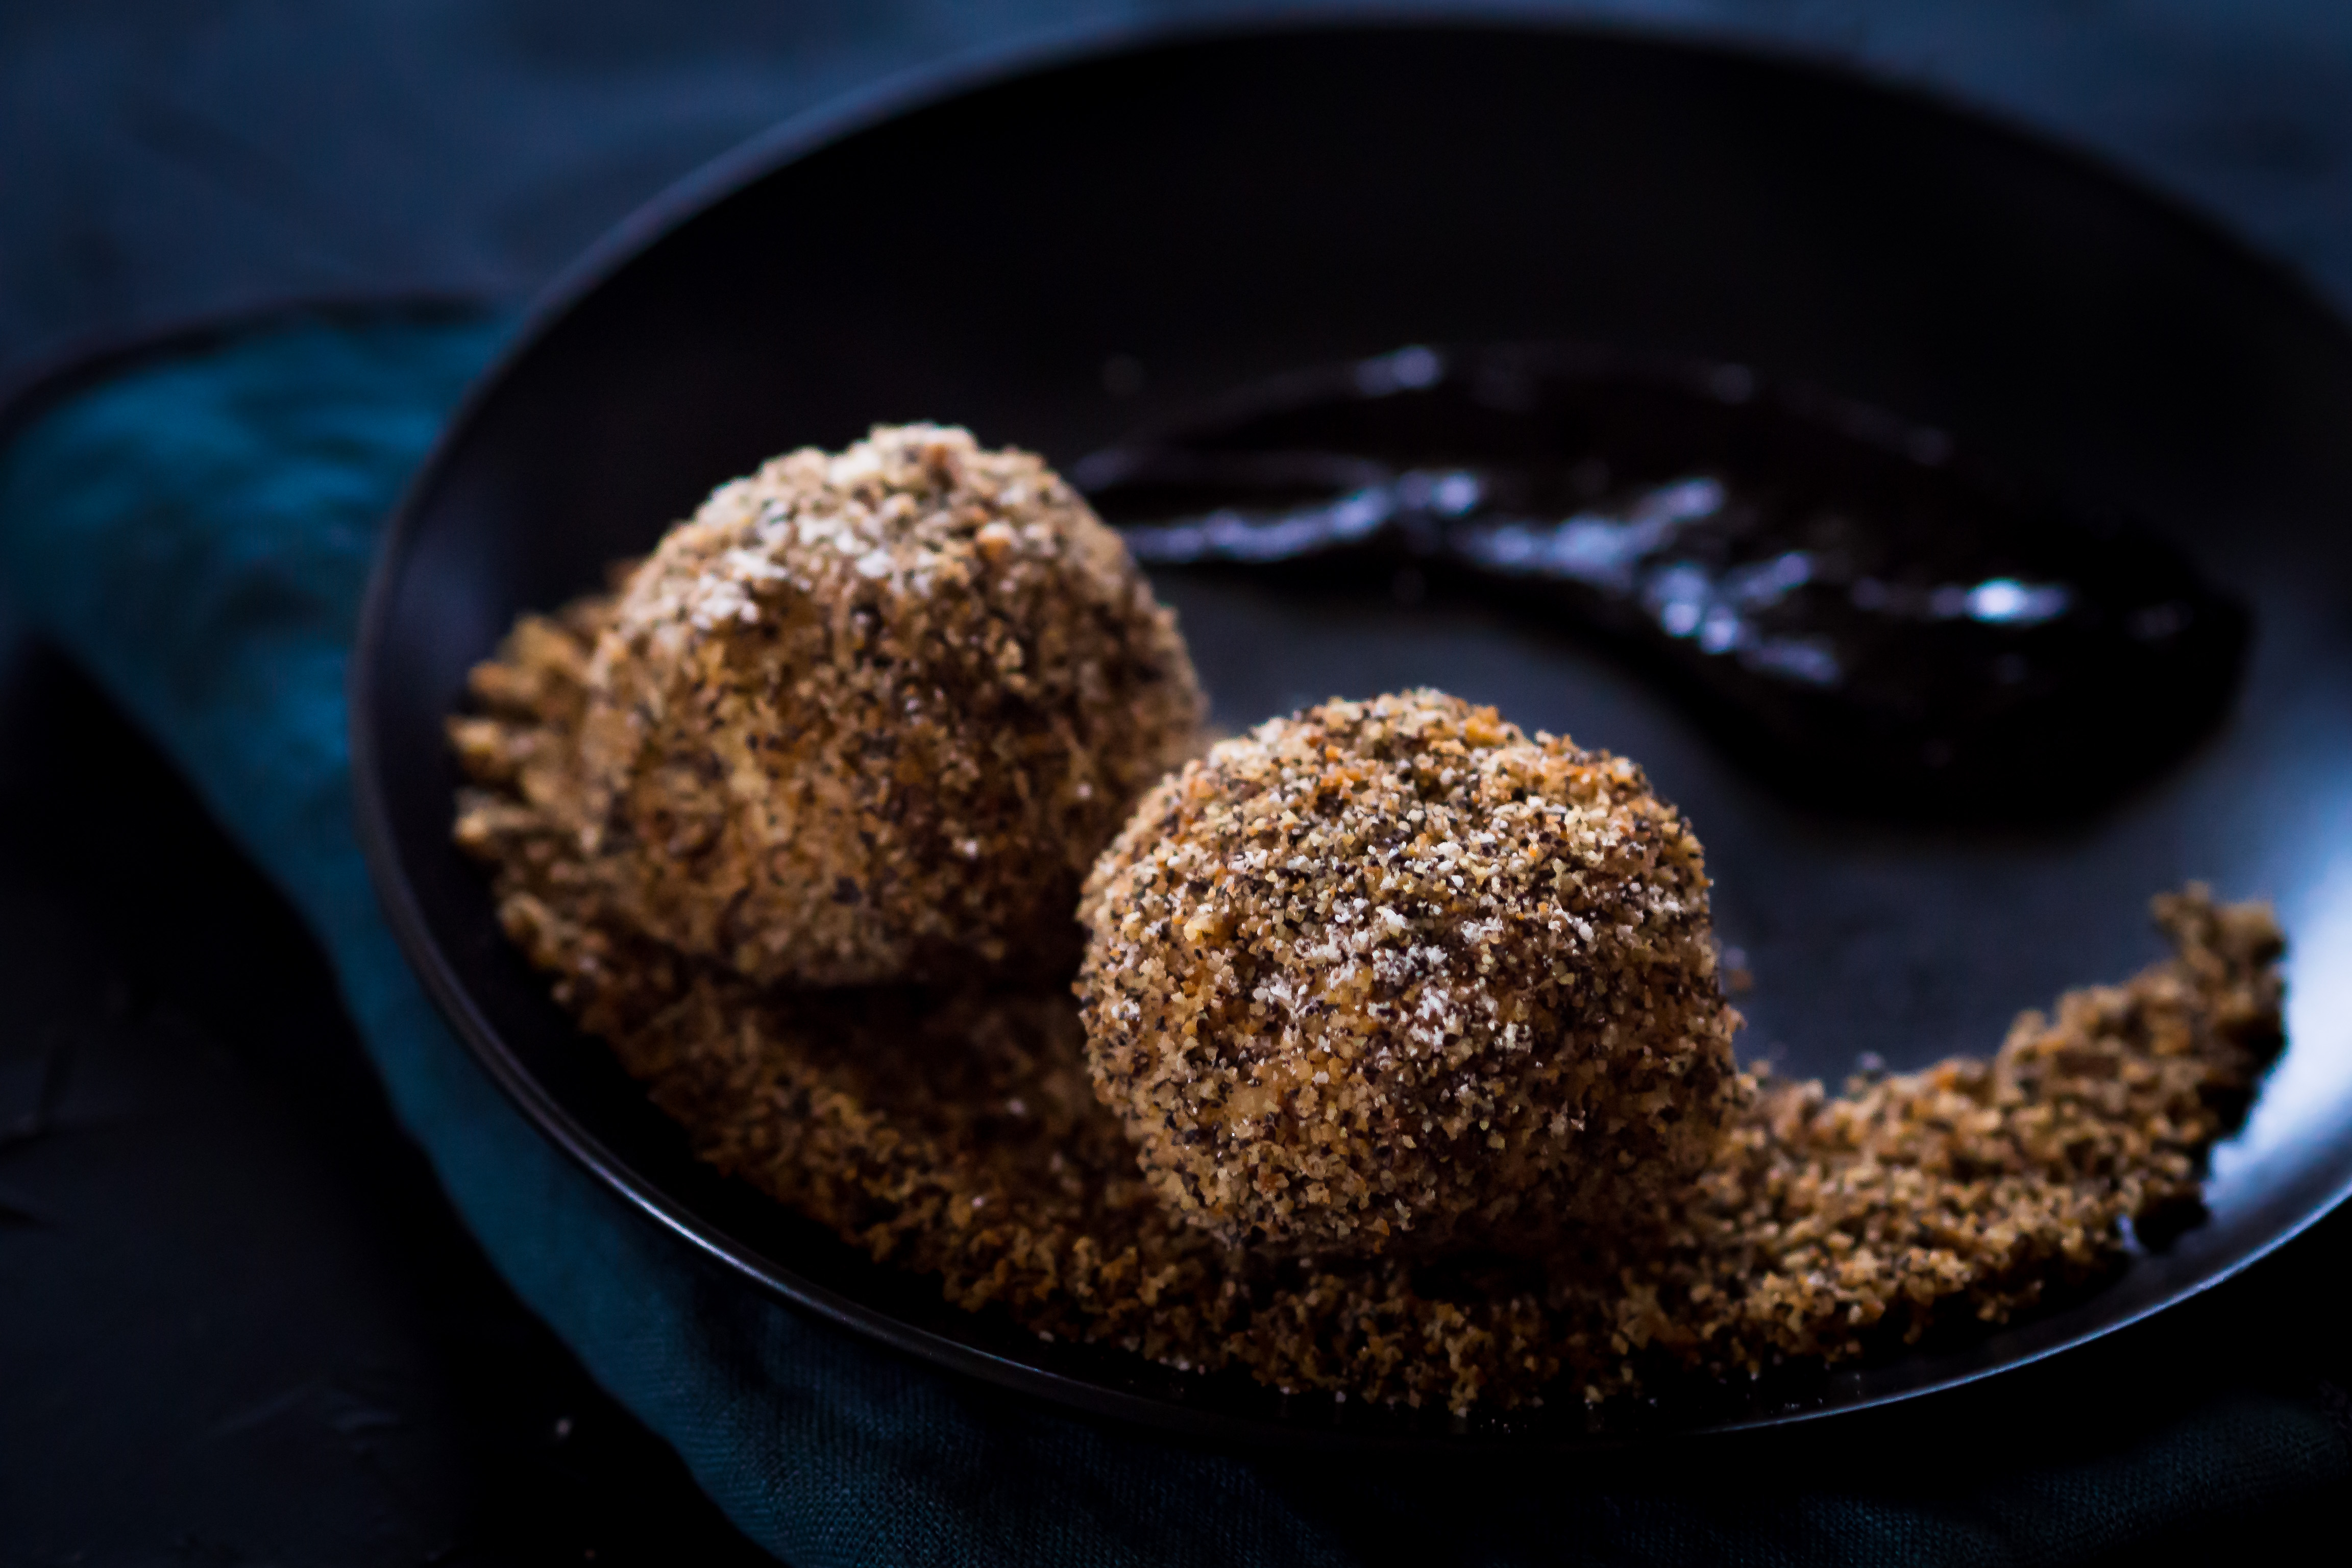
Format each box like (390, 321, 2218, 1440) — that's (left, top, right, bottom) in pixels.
(455, 620, 2287, 1414)
(455, 424, 1200, 986)
(1076, 692, 1741, 1257)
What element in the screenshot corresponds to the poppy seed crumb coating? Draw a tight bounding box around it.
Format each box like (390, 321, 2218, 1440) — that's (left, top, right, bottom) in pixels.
(1076, 691, 1742, 1257)
(546, 424, 1203, 985)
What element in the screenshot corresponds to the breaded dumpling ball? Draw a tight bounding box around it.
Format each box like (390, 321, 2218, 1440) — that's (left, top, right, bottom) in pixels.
(573, 424, 1203, 986)
(1076, 691, 1739, 1257)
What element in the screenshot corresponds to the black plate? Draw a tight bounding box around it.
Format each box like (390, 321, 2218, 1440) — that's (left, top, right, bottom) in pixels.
(352, 17, 2352, 1448)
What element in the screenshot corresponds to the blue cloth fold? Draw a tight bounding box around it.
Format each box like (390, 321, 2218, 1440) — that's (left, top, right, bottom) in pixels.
(1, 311, 2344, 1565)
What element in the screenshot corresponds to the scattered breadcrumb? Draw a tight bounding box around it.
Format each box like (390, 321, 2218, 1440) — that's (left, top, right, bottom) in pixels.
(451, 424, 1201, 988)
(1579, 885, 2282, 1385)
(454, 599, 2284, 1415)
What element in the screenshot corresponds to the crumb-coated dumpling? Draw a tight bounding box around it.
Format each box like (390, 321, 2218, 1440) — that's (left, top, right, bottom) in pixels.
(1076, 690, 1739, 1257)
(568, 424, 1203, 985)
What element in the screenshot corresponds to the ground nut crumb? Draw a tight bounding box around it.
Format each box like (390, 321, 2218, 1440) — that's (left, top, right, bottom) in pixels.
(455, 616, 2286, 1413)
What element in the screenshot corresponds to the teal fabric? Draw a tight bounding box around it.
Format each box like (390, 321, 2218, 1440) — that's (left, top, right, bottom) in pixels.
(0, 311, 2344, 1565)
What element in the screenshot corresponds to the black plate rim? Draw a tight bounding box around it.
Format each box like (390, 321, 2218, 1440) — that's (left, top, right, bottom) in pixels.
(348, 10, 2352, 1451)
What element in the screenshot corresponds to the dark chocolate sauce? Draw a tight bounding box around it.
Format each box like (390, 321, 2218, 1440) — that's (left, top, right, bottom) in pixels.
(1075, 345, 2246, 816)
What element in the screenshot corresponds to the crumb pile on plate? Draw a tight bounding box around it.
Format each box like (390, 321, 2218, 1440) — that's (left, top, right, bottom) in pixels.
(1077, 692, 1739, 1258)
(452, 423, 1201, 987)
(1575, 884, 2281, 1390)
(450, 432, 2286, 1415)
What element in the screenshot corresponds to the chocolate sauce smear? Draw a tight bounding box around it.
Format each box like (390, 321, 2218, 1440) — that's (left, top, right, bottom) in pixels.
(1075, 345, 2246, 817)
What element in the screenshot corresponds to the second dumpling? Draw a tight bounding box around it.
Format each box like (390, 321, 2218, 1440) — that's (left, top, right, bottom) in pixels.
(1077, 690, 1741, 1257)
(575, 423, 1204, 986)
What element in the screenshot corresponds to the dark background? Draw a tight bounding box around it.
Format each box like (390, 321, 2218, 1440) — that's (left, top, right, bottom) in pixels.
(7, 0, 2352, 402)
(4, 4, 2351, 1563)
